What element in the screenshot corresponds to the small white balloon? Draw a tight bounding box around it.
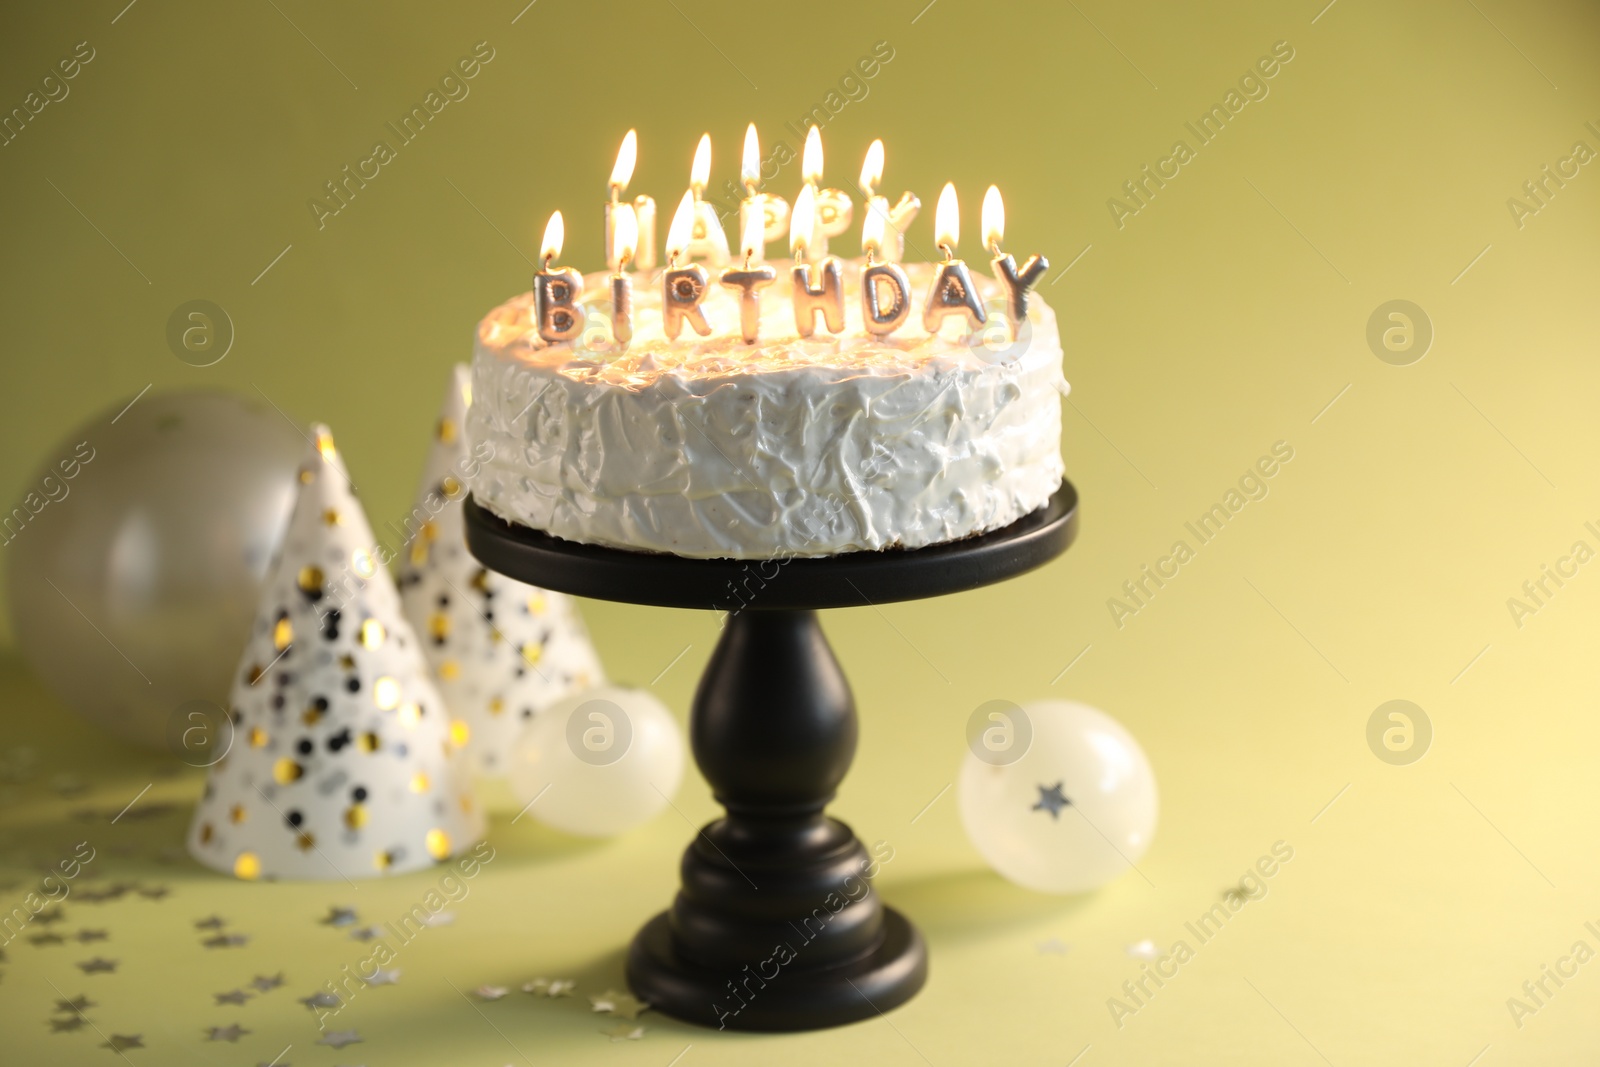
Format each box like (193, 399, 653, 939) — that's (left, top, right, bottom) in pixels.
(508, 685, 685, 838)
(957, 699, 1157, 893)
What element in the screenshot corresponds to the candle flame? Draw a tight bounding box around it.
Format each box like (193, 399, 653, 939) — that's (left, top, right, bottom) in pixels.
(691, 133, 711, 194)
(935, 183, 959, 255)
(665, 189, 696, 262)
(540, 210, 564, 264)
(790, 183, 816, 257)
(742, 123, 760, 188)
(860, 139, 884, 197)
(315, 426, 338, 463)
(612, 202, 638, 267)
(741, 200, 763, 259)
(802, 125, 823, 185)
(862, 199, 886, 256)
(982, 185, 1004, 252)
(610, 129, 637, 192)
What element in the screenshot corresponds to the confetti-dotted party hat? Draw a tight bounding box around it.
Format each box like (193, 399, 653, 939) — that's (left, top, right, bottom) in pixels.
(188, 425, 485, 881)
(398, 364, 604, 776)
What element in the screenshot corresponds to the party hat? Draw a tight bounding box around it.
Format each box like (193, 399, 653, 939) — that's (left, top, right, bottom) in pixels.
(188, 425, 485, 881)
(398, 364, 604, 776)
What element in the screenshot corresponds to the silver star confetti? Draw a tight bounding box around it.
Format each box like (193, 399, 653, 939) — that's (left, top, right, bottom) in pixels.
(319, 906, 359, 928)
(214, 989, 253, 1005)
(522, 977, 575, 997)
(202, 933, 249, 949)
(251, 973, 286, 993)
(55, 994, 95, 1013)
(29, 932, 66, 946)
(475, 985, 509, 1000)
(300, 991, 341, 1010)
(77, 957, 117, 974)
(49, 1016, 87, 1033)
(317, 1029, 362, 1049)
(101, 1035, 143, 1051)
(194, 916, 227, 930)
(75, 930, 109, 943)
(205, 1023, 251, 1042)
(589, 989, 650, 1020)
(601, 1022, 646, 1042)
(348, 926, 382, 942)
(364, 967, 400, 985)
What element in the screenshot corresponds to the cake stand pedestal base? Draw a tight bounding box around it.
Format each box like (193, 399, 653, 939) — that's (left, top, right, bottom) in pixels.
(465, 482, 1078, 1031)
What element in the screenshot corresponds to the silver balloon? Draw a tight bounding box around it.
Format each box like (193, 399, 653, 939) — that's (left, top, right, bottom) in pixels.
(5, 389, 304, 750)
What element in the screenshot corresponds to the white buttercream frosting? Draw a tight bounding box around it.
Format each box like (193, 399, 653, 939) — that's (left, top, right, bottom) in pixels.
(467, 259, 1066, 559)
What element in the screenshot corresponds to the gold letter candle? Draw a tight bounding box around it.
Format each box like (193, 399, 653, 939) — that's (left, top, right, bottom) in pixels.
(534, 211, 584, 344)
(738, 124, 788, 266)
(800, 125, 852, 261)
(923, 183, 987, 334)
(663, 190, 713, 340)
(983, 186, 1048, 343)
(611, 203, 637, 345)
(859, 139, 919, 264)
(861, 207, 911, 338)
(720, 208, 777, 344)
(789, 185, 845, 337)
(686, 133, 731, 266)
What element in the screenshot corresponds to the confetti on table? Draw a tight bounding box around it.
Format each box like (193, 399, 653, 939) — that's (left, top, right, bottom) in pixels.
(55, 994, 95, 1013)
(348, 926, 382, 942)
(1036, 938, 1070, 955)
(601, 1022, 646, 1042)
(1125, 940, 1159, 960)
(75, 930, 109, 943)
(319, 906, 359, 928)
(49, 1016, 87, 1033)
(317, 1029, 362, 1049)
(214, 989, 253, 1005)
(202, 933, 249, 949)
(475, 985, 509, 1000)
(136, 885, 171, 901)
(421, 911, 455, 927)
(29, 932, 66, 946)
(101, 1035, 143, 1051)
(251, 973, 286, 993)
(194, 916, 227, 930)
(589, 989, 650, 1020)
(299, 991, 341, 1010)
(205, 1023, 251, 1042)
(365, 967, 401, 985)
(522, 977, 576, 997)
(77, 957, 117, 974)
(35, 907, 66, 925)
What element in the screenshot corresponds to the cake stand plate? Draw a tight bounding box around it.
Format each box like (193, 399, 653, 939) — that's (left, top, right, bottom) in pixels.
(465, 482, 1078, 1031)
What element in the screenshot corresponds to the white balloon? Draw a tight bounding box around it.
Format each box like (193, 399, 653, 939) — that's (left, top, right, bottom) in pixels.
(957, 700, 1157, 893)
(507, 685, 685, 838)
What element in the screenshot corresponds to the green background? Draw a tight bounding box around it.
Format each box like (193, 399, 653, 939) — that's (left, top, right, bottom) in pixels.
(3, 0, 1600, 1063)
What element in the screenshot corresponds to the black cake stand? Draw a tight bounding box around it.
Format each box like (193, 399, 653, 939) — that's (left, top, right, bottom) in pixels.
(464, 481, 1078, 1031)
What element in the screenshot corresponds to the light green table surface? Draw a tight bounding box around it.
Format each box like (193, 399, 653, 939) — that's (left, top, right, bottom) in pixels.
(3, 0, 1599, 1063)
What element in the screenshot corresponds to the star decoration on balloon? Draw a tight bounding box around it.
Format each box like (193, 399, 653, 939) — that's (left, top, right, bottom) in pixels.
(205, 1023, 251, 1042)
(101, 1035, 143, 1051)
(1031, 781, 1071, 819)
(317, 1029, 362, 1049)
(589, 989, 650, 1020)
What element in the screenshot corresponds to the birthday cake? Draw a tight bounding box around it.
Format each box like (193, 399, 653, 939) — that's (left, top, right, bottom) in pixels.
(464, 130, 1067, 560)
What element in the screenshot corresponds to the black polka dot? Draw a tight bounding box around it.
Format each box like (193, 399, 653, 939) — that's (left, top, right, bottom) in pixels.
(437, 595, 449, 608)
(296, 738, 313, 756)
(346, 677, 360, 693)
(287, 811, 303, 827)
(313, 696, 329, 711)
(352, 786, 368, 802)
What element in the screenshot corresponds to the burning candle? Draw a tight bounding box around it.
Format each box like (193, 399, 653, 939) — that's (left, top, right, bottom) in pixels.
(684, 133, 731, 266)
(719, 206, 777, 344)
(982, 185, 1048, 344)
(662, 190, 713, 340)
(860, 206, 911, 339)
(606, 130, 656, 272)
(789, 184, 844, 337)
(738, 123, 789, 265)
(923, 183, 987, 335)
(611, 203, 637, 346)
(801, 125, 852, 261)
(859, 138, 919, 264)
(533, 211, 584, 344)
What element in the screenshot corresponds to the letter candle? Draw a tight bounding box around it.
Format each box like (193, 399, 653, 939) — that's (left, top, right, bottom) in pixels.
(610, 203, 637, 346)
(662, 190, 713, 340)
(534, 210, 585, 344)
(859, 139, 920, 264)
(606, 130, 656, 272)
(719, 207, 777, 344)
(982, 186, 1048, 344)
(686, 133, 731, 266)
(860, 206, 911, 338)
(801, 125, 852, 261)
(738, 124, 789, 265)
(789, 185, 845, 337)
(923, 183, 987, 335)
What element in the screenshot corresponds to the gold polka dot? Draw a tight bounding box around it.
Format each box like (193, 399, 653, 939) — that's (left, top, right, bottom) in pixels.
(398, 702, 421, 728)
(322, 508, 342, 526)
(375, 850, 395, 871)
(460, 794, 474, 813)
(441, 475, 462, 498)
(409, 772, 430, 794)
(527, 594, 547, 615)
(425, 829, 451, 860)
(297, 566, 324, 594)
(199, 822, 214, 844)
(373, 676, 400, 710)
(360, 619, 386, 649)
(301, 706, 324, 726)
(233, 852, 261, 880)
(272, 614, 293, 652)
(439, 660, 460, 681)
(409, 538, 430, 567)
(248, 726, 269, 748)
(449, 720, 471, 748)
(295, 832, 316, 852)
(229, 804, 247, 824)
(436, 417, 458, 444)
(520, 643, 543, 666)
(471, 568, 490, 594)
(428, 613, 450, 641)
(488, 697, 504, 716)
(358, 731, 381, 754)
(339, 653, 356, 670)
(344, 805, 367, 829)
(246, 664, 265, 686)
(298, 467, 315, 484)
(273, 758, 303, 784)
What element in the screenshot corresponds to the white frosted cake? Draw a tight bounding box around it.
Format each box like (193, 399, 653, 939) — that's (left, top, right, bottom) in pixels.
(465, 259, 1067, 559)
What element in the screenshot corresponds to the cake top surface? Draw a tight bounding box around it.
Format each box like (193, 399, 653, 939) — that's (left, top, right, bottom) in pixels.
(476, 259, 1061, 389)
